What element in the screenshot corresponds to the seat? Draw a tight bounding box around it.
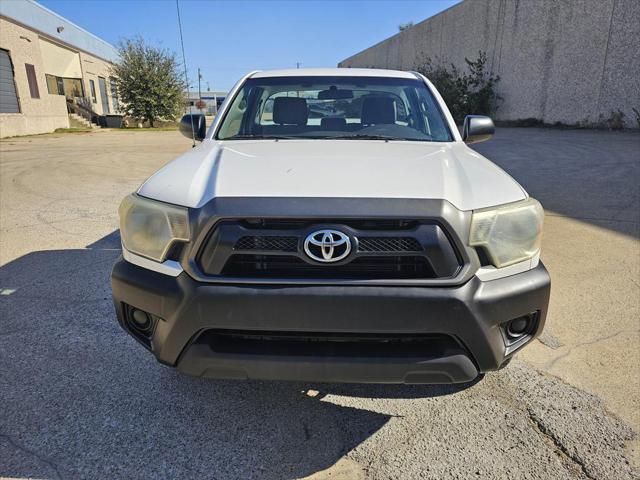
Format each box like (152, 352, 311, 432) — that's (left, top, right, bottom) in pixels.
(273, 97, 308, 126)
(321, 117, 347, 130)
(361, 97, 396, 125)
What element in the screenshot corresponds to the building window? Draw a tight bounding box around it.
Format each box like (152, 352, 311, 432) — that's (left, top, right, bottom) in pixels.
(45, 74, 66, 96)
(89, 79, 97, 103)
(56, 76, 64, 95)
(63, 78, 83, 98)
(0, 49, 20, 113)
(25, 64, 39, 99)
(45, 75, 84, 99)
(46, 74, 58, 94)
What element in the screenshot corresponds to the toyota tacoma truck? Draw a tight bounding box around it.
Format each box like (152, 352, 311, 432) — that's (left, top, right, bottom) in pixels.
(111, 68, 550, 384)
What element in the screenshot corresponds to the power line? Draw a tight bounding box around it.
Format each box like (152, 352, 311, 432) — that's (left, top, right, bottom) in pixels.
(176, 0, 196, 147)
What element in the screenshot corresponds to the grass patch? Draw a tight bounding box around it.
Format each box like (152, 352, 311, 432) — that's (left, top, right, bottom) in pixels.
(1, 129, 91, 140)
(120, 126, 178, 131)
(54, 127, 93, 133)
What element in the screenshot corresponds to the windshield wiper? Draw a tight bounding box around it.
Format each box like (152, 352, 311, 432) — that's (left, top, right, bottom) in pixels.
(223, 134, 258, 140)
(224, 134, 432, 141)
(331, 134, 434, 142)
(223, 134, 303, 140)
(329, 134, 402, 141)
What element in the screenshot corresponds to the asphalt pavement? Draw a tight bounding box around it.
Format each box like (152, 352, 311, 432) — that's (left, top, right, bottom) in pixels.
(0, 128, 638, 479)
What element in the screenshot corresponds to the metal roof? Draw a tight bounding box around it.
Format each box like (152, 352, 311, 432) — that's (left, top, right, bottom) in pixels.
(0, 0, 118, 62)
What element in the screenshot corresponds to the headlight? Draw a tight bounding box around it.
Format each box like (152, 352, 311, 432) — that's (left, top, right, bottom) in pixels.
(119, 194, 190, 262)
(469, 197, 544, 268)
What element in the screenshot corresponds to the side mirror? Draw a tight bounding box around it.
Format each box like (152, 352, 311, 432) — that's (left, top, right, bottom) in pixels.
(179, 114, 206, 141)
(462, 115, 494, 144)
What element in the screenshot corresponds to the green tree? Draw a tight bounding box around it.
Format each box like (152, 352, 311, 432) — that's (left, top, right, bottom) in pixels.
(111, 37, 185, 127)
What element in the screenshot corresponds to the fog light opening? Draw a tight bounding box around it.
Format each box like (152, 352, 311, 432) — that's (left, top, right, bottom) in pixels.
(507, 316, 530, 338)
(131, 308, 152, 331)
(121, 304, 158, 351)
(123, 304, 157, 339)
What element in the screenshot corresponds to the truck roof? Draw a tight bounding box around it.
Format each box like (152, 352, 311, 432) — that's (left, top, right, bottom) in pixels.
(250, 68, 418, 79)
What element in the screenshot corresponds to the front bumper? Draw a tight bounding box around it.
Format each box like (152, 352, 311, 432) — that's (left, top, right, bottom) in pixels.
(111, 258, 550, 384)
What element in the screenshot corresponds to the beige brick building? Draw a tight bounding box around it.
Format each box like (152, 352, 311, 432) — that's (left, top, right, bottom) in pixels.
(0, 0, 119, 137)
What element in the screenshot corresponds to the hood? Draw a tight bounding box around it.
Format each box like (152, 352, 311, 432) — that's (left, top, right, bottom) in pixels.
(137, 140, 526, 211)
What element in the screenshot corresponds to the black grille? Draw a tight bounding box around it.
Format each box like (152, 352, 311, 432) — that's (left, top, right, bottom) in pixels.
(242, 218, 418, 230)
(234, 236, 297, 252)
(197, 330, 462, 358)
(233, 235, 423, 254)
(221, 255, 435, 279)
(358, 237, 423, 252)
(197, 218, 462, 282)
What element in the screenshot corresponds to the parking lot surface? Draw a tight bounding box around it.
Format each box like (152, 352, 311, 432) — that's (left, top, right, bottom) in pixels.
(1, 128, 638, 479)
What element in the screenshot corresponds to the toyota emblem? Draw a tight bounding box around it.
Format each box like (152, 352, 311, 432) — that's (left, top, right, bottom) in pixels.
(303, 229, 351, 263)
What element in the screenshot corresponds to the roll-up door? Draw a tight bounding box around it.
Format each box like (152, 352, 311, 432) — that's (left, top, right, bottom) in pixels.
(0, 49, 20, 113)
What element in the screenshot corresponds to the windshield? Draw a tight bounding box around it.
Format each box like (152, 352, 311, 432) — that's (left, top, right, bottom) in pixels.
(216, 76, 453, 142)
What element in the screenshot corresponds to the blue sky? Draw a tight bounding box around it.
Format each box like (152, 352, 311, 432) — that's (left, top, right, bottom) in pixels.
(38, 0, 459, 92)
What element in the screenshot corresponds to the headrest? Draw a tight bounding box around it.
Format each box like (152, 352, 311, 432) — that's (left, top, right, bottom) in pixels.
(273, 97, 308, 125)
(321, 117, 347, 130)
(361, 97, 396, 125)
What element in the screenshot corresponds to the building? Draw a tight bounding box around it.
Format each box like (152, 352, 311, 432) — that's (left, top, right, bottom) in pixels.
(339, 0, 640, 129)
(185, 91, 227, 115)
(0, 0, 119, 137)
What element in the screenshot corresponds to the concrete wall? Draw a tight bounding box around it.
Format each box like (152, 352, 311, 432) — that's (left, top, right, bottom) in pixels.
(39, 37, 83, 78)
(0, 18, 69, 137)
(339, 0, 640, 128)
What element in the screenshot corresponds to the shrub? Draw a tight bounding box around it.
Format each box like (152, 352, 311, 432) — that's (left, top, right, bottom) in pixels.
(599, 110, 626, 130)
(414, 51, 501, 123)
(632, 108, 640, 129)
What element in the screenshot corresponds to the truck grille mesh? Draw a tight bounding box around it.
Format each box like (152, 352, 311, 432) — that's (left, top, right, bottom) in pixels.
(358, 237, 422, 252)
(222, 255, 434, 279)
(234, 236, 298, 252)
(233, 236, 423, 253)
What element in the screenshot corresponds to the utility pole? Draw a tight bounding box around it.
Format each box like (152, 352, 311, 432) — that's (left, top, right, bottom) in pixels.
(197, 67, 203, 114)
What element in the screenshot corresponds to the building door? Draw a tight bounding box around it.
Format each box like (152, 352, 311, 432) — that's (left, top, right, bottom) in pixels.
(0, 49, 20, 113)
(98, 76, 109, 114)
(109, 77, 118, 113)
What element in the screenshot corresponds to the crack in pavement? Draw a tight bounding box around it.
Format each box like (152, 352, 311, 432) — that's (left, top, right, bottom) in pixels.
(0, 433, 63, 480)
(545, 329, 640, 370)
(526, 409, 595, 480)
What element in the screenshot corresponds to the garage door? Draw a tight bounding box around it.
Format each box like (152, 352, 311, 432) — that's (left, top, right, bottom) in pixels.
(0, 49, 20, 113)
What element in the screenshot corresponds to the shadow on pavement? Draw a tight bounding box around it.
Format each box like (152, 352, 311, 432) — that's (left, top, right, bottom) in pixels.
(473, 128, 640, 238)
(318, 375, 483, 400)
(0, 231, 479, 480)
